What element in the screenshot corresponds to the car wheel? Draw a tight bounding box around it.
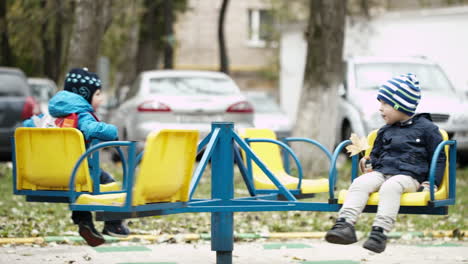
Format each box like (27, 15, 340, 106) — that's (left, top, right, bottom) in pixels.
(341, 122, 352, 142)
(336, 122, 352, 169)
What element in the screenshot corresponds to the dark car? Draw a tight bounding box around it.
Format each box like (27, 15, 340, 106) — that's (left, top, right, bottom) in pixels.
(0, 67, 39, 161)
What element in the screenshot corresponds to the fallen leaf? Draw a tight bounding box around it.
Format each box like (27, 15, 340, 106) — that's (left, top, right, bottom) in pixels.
(346, 133, 370, 156)
(292, 256, 306, 261)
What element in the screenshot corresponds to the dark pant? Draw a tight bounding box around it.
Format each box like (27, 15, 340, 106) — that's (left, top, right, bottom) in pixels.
(72, 170, 121, 225)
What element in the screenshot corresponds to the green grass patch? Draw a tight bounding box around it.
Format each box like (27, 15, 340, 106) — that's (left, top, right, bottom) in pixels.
(0, 160, 466, 238)
(117, 263, 176, 264)
(416, 242, 463, 247)
(263, 243, 312, 249)
(301, 261, 360, 264)
(94, 246, 151, 252)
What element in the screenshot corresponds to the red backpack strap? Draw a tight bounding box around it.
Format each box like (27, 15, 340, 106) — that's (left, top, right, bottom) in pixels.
(90, 112, 100, 122)
(55, 113, 79, 128)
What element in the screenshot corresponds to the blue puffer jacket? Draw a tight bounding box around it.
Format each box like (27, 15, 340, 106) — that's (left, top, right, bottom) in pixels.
(23, 91, 117, 141)
(370, 113, 446, 187)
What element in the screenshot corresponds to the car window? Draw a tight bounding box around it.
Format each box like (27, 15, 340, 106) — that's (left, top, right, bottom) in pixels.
(148, 77, 240, 96)
(0, 73, 29, 96)
(355, 63, 454, 92)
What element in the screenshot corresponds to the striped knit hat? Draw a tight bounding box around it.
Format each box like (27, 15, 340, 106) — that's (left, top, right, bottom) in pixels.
(377, 73, 421, 116)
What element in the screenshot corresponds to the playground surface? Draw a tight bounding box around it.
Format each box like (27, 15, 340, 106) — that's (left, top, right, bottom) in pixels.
(0, 239, 467, 264)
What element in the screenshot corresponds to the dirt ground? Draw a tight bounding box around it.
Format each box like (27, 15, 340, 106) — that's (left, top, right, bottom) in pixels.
(0, 239, 466, 264)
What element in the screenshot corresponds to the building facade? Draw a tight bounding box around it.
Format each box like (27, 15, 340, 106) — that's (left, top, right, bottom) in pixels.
(174, 0, 277, 91)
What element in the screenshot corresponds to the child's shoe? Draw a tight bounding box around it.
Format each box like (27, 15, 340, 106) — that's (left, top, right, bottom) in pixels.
(102, 221, 130, 238)
(325, 218, 358, 244)
(78, 221, 105, 247)
(417, 181, 438, 192)
(363, 226, 387, 253)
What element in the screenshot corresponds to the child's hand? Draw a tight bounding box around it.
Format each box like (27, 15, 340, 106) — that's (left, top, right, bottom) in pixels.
(359, 156, 372, 173)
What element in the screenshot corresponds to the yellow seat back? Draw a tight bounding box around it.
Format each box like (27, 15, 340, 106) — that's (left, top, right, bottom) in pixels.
(364, 130, 379, 157)
(239, 128, 286, 177)
(132, 129, 199, 205)
(236, 128, 329, 194)
(14, 127, 92, 192)
(365, 129, 450, 200)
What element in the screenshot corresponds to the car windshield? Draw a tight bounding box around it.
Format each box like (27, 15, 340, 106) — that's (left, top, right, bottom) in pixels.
(0, 73, 29, 96)
(247, 95, 282, 113)
(148, 77, 239, 96)
(355, 63, 453, 92)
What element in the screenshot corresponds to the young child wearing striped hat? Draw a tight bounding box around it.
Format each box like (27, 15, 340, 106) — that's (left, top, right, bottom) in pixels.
(325, 73, 446, 253)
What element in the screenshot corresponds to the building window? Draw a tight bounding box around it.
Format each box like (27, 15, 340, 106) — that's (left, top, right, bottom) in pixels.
(247, 9, 275, 47)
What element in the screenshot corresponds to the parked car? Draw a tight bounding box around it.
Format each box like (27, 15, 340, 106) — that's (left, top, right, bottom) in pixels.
(0, 67, 39, 161)
(27, 77, 57, 114)
(337, 56, 468, 162)
(244, 91, 292, 139)
(109, 70, 254, 149)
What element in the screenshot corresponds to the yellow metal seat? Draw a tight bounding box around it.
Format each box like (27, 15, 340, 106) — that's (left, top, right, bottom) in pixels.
(75, 129, 199, 206)
(14, 128, 119, 193)
(338, 129, 450, 206)
(240, 128, 329, 194)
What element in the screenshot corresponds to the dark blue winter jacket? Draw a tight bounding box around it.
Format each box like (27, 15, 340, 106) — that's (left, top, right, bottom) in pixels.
(370, 113, 446, 187)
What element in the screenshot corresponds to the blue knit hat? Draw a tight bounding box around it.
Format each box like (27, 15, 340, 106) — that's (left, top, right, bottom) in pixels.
(377, 73, 421, 116)
(64, 68, 102, 103)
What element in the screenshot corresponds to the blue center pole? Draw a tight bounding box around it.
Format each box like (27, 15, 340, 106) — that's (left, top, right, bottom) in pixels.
(210, 122, 234, 264)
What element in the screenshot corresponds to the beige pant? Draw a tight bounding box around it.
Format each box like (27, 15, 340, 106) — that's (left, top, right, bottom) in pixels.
(338, 171, 420, 232)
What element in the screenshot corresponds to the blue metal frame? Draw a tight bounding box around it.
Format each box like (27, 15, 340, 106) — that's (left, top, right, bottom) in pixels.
(189, 128, 220, 199)
(243, 138, 304, 189)
(429, 140, 457, 206)
(327, 139, 359, 202)
(69, 141, 138, 209)
(241, 136, 333, 198)
(282, 137, 333, 174)
(233, 146, 256, 197)
(12, 123, 459, 264)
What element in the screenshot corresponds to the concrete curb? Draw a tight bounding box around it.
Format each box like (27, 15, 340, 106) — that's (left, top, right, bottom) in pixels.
(0, 230, 465, 245)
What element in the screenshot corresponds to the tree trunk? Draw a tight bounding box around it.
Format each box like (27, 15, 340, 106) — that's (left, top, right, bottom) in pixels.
(53, 0, 64, 82)
(293, 0, 347, 175)
(67, 0, 113, 72)
(218, 0, 229, 74)
(40, 0, 54, 79)
(114, 0, 141, 91)
(0, 0, 13, 66)
(163, 0, 174, 69)
(136, 0, 164, 73)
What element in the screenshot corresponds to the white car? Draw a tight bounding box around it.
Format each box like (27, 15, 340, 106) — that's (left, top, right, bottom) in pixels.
(244, 91, 292, 139)
(337, 56, 468, 161)
(110, 70, 254, 148)
(27, 77, 57, 115)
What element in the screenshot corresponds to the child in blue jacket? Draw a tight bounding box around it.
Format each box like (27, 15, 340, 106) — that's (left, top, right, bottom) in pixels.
(24, 68, 130, 247)
(325, 73, 446, 253)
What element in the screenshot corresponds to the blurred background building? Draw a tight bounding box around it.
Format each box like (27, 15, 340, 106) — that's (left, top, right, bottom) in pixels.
(174, 0, 278, 92)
